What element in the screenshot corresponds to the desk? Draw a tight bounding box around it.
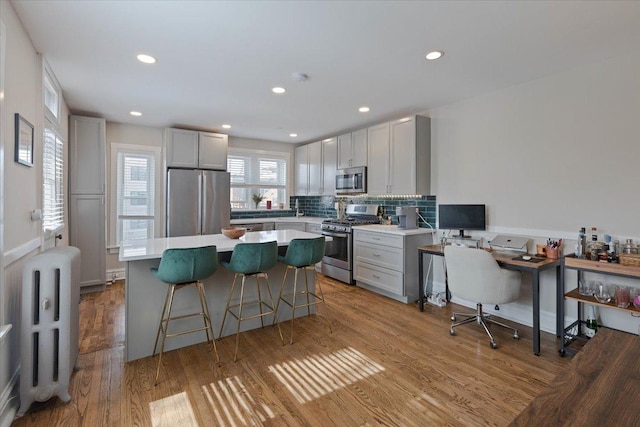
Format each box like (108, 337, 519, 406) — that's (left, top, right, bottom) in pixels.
(417, 244, 564, 355)
(510, 328, 639, 426)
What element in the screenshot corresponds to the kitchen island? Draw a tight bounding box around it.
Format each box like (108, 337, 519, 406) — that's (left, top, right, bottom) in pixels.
(119, 230, 321, 362)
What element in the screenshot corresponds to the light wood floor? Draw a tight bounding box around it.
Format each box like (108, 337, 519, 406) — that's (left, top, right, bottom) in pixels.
(13, 275, 569, 426)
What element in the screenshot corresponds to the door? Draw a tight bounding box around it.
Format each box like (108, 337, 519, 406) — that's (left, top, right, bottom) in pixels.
(166, 169, 200, 237)
(70, 194, 105, 287)
(69, 115, 105, 194)
(202, 171, 231, 235)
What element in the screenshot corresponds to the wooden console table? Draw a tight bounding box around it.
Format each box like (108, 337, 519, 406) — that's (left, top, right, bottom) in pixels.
(510, 328, 639, 426)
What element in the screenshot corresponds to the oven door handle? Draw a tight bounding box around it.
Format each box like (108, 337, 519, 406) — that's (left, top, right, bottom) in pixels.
(322, 231, 349, 239)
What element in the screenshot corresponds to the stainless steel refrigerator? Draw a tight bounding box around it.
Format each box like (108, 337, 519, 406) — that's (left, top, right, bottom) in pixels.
(166, 168, 231, 237)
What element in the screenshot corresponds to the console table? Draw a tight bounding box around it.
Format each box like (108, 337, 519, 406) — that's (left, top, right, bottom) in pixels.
(418, 244, 564, 356)
(510, 328, 639, 426)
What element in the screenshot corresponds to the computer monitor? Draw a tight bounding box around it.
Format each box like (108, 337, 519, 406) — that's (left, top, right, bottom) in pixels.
(438, 204, 486, 238)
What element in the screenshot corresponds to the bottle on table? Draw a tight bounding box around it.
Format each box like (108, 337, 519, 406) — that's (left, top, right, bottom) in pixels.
(585, 305, 598, 338)
(576, 227, 586, 258)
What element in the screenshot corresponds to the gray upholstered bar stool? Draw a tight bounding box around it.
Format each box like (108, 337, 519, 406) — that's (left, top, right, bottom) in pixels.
(151, 245, 219, 385)
(219, 241, 283, 361)
(275, 236, 332, 344)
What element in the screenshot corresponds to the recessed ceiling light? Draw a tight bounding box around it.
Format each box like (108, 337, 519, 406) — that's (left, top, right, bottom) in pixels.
(359, 106, 370, 113)
(130, 111, 142, 116)
(425, 50, 444, 61)
(272, 87, 286, 94)
(136, 54, 156, 64)
(289, 133, 298, 138)
(222, 124, 231, 129)
(322, 138, 333, 142)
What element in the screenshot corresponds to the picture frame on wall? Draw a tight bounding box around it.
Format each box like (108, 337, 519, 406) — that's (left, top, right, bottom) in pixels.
(15, 113, 34, 167)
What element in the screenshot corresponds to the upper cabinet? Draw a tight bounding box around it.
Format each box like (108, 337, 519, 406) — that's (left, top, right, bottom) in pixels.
(294, 138, 338, 196)
(69, 115, 106, 195)
(367, 115, 431, 195)
(337, 128, 367, 169)
(165, 128, 228, 170)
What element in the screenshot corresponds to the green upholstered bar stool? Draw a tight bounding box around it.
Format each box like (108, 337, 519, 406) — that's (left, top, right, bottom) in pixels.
(151, 245, 219, 385)
(219, 241, 283, 361)
(275, 237, 332, 344)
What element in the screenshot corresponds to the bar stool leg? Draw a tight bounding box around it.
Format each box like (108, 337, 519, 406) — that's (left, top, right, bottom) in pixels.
(234, 274, 248, 362)
(262, 273, 284, 344)
(196, 281, 220, 362)
(289, 267, 300, 345)
(256, 274, 265, 328)
(273, 267, 289, 327)
(155, 284, 177, 385)
(153, 285, 172, 356)
(304, 267, 311, 317)
(219, 274, 239, 339)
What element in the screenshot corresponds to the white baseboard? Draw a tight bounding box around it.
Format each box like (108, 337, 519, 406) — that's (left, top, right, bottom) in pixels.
(0, 368, 19, 427)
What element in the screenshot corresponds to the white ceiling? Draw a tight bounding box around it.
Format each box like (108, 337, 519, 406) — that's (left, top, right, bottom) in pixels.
(12, 0, 640, 144)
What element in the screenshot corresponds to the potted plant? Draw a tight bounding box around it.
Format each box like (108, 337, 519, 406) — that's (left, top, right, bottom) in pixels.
(252, 193, 264, 209)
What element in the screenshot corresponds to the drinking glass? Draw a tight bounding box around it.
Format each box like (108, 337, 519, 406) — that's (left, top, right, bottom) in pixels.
(579, 280, 597, 296)
(593, 283, 612, 304)
(615, 285, 630, 308)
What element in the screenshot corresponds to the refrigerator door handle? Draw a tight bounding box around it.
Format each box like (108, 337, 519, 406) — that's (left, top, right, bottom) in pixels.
(198, 171, 203, 235)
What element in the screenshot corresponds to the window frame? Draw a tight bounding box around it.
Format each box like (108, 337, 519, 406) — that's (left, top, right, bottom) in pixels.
(227, 147, 290, 210)
(42, 122, 65, 238)
(109, 143, 162, 247)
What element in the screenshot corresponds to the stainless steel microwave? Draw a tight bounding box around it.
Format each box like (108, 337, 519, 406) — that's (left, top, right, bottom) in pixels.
(336, 166, 366, 194)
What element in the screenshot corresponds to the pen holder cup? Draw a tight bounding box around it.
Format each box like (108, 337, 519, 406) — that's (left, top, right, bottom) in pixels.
(546, 246, 559, 260)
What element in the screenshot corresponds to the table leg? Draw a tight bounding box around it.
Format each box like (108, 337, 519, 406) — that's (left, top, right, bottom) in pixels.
(532, 269, 540, 356)
(556, 264, 564, 338)
(418, 250, 425, 311)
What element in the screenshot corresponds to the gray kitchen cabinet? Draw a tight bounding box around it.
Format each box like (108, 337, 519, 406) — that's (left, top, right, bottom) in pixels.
(70, 194, 106, 288)
(308, 141, 322, 195)
(275, 222, 306, 231)
(354, 228, 432, 304)
(322, 137, 337, 194)
(294, 145, 309, 196)
(295, 138, 337, 196)
(69, 115, 105, 195)
(337, 128, 367, 169)
(367, 116, 430, 195)
(305, 222, 322, 234)
(69, 115, 106, 290)
(165, 128, 228, 170)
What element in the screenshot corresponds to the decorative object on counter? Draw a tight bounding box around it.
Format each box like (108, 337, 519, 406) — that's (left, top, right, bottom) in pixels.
(614, 285, 630, 308)
(266, 200, 272, 209)
(252, 193, 264, 209)
(575, 227, 586, 258)
(536, 244, 547, 257)
(222, 226, 246, 239)
(593, 283, 611, 303)
(622, 239, 638, 254)
(546, 239, 561, 260)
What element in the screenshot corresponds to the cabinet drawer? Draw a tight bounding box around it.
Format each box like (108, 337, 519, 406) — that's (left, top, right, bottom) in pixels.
(355, 242, 403, 272)
(355, 262, 403, 295)
(354, 230, 403, 248)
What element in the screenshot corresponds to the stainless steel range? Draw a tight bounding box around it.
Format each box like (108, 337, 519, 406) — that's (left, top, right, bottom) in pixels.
(321, 204, 379, 284)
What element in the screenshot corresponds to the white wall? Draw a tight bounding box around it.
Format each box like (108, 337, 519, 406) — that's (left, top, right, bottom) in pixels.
(427, 48, 640, 334)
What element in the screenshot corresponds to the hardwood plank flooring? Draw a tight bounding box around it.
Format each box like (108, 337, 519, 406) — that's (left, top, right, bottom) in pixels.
(12, 275, 569, 426)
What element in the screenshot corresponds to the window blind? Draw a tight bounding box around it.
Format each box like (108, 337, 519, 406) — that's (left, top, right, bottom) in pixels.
(116, 150, 156, 243)
(228, 150, 288, 209)
(42, 127, 64, 234)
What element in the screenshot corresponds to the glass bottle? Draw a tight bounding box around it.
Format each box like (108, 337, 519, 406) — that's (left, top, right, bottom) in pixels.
(587, 227, 602, 260)
(585, 305, 598, 338)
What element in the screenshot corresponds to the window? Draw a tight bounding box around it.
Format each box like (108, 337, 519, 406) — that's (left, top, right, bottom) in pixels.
(227, 148, 289, 209)
(42, 126, 64, 236)
(110, 144, 161, 245)
(42, 59, 64, 239)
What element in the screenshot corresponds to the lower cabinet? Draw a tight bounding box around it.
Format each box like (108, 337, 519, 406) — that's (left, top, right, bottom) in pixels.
(70, 194, 106, 289)
(354, 229, 432, 304)
(275, 222, 306, 232)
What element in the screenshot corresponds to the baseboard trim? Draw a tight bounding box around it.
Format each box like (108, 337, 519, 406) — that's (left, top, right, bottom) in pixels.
(0, 368, 19, 427)
(106, 268, 125, 284)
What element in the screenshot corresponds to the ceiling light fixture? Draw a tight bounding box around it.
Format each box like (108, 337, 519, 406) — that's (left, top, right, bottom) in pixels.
(359, 106, 370, 113)
(272, 87, 286, 94)
(289, 133, 298, 138)
(425, 50, 444, 61)
(222, 124, 231, 129)
(136, 54, 156, 64)
(130, 111, 142, 116)
(291, 72, 309, 83)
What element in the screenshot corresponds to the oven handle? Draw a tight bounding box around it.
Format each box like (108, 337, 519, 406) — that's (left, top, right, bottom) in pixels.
(321, 231, 349, 239)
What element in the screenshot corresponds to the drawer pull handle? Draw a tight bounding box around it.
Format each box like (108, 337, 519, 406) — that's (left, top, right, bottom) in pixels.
(372, 274, 381, 279)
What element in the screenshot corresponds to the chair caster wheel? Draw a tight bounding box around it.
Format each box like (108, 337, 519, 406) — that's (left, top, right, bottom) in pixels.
(513, 331, 519, 339)
(450, 315, 456, 322)
(490, 341, 498, 349)
(449, 329, 455, 336)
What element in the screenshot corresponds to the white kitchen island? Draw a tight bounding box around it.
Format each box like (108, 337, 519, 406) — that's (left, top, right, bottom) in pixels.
(119, 230, 320, 362)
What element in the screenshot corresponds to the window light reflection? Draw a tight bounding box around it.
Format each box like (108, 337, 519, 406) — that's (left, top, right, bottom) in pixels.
(202, 376, 275, 425)
(149, 391, 198, 426)
(269, 347, 385, 403)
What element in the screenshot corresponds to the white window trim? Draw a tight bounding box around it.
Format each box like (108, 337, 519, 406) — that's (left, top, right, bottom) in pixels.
(109, 143, 162, 248)
(228, 147, 291, 210)
(43, 59, 61, 126)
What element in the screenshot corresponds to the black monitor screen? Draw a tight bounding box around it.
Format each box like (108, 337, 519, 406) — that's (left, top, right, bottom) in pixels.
(438, 204, 486, 238)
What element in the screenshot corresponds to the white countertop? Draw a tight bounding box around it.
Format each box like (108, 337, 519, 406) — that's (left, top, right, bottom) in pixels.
(119, 230, 320, 262)
(355, 224, 436, 236)
(231, 216, 327, 225)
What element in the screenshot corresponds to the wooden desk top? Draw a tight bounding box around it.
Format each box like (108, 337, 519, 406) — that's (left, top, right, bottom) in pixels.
(418, 244, 561, 270)
(509, 328, 639, 426)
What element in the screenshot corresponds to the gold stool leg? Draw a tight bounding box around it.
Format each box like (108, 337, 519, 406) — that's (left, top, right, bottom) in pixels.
(196, 281, 220, 363)
(234, 274, 247, 362)
(256, 274, 265, 328)
(289, 267, 300, 345)
(155, 284, 177, 386)
(262, 272, 284, 344)
(219, 273, 239, 339)
(304, 267, 311, 317)
(153, 285, 172, 356)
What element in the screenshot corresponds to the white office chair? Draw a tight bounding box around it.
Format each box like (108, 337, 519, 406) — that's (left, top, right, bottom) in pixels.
(444, 246, 522, 348)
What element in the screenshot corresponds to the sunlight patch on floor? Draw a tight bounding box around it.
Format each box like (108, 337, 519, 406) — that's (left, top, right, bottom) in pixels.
(268, 347, 385, 403)
(202, 376, 276, 425)
(149, 391, 198, 427)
